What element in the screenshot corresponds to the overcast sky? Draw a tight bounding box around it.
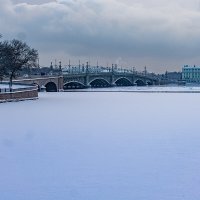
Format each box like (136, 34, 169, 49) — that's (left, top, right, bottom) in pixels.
(1, 0, 200, 72)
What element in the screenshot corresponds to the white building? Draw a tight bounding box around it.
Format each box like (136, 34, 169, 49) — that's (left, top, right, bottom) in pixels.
(182, 65, 200, 83)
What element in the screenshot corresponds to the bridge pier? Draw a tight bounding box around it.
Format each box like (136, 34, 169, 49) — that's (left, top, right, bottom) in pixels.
(58, 76, 64, 92)
(86, 84, 91, 88)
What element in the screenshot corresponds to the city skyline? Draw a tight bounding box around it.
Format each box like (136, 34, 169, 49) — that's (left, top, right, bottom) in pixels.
(1, 0, 200, 72)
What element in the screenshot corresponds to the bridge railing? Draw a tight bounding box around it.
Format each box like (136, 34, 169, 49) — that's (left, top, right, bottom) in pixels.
(63, 67, 137, 75)
(62, 67, 158, 80)
(62, 66, 158, 76)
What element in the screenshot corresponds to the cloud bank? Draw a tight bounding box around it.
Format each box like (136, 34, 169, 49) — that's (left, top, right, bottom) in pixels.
(1, 0, 200, 72)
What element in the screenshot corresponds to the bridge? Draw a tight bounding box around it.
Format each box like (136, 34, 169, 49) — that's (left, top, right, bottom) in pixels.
(10, 66, 159, 91)
(13, 76, 63, 92)
(63, 66, 159, 89)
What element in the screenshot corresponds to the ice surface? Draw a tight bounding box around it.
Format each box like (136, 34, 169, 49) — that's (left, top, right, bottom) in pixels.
(66, 85, 200, 92)
(0, 92, 200, 200)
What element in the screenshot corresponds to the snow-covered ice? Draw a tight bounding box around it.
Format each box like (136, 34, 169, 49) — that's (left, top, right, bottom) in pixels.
(0, 91, 200, 200)
(0, 84, 29, 89)
(66, 85, 200, 92)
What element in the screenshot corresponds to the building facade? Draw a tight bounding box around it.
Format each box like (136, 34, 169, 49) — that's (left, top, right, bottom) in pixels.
(182, 65, 200, 83)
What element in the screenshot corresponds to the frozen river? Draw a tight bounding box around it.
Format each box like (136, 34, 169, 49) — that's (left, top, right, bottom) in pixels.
(0, 92, 200, 200)
(65, 85, 200, 92)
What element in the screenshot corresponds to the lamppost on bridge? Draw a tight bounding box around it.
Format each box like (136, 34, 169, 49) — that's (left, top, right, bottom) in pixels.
(54, 59, 57, 69)
(86, 61, 89, 74)
(97, 61, 99, 73)
(59, 61, 62, 76)
(144, 66, 147, 76)
(79, 60, 81, 73)
(112, 64, 114, 74)
(68, 60, 71, 73)
(82, 64, 85, 73)
(50, 62, 53, 71)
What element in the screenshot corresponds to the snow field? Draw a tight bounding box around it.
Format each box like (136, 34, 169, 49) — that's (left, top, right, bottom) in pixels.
(0, 92, 200, 200)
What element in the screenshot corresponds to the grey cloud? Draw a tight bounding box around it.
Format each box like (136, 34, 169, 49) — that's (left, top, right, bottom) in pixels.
(11, 0, 55, 4)
(1, 0, 200, 72)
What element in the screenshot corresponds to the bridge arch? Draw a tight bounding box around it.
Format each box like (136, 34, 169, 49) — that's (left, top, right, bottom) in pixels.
(45, 82, 57, 92)
(89, 78, 111, 88)
(135, 79, 146, 86)
(115, 77, 133, 86)
(64, 81, 86, 89)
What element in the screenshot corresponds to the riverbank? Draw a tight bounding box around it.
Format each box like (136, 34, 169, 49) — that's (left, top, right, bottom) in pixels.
(0, 84, 38, 103)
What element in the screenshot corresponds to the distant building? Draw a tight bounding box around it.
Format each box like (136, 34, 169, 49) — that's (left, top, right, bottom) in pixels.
(182, 65, 200, 83)
(165, 71, 182, 80)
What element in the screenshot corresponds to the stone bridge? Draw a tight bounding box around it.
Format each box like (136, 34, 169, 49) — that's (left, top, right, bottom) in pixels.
(13, 76, 63, 92)
(63, 72, 159, 89)
(11, 71, 159, 91)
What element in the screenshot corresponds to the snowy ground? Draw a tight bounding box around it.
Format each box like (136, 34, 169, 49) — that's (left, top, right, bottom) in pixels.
(0, 92, 200, 200)
(0, 84, 29, 89)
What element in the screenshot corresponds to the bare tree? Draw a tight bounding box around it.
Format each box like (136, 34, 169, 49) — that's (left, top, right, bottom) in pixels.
(0, 67, 4, 82)
(0, 39, 38, 89)
(0, 34, 4, 82)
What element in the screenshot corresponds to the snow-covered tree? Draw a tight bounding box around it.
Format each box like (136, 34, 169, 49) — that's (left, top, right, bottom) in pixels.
(0, 39, 38, 89)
